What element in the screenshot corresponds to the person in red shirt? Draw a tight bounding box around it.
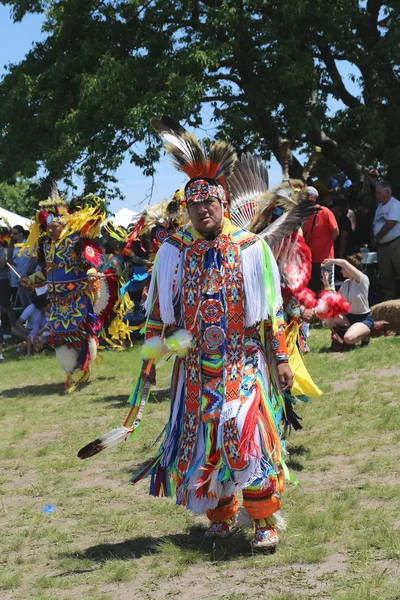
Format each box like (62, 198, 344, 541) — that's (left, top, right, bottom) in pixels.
(303, 187, 339, 293)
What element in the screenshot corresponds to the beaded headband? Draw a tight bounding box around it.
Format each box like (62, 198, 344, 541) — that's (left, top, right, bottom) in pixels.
(185, 179, 226, 205)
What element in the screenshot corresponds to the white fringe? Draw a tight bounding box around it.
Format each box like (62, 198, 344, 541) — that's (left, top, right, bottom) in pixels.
(242, 239, 282, 327)
(145, 236, 281, 328)
(55, 337, 97, 374)
(144, 241, 182, 325)
(55, 345, 79, 374)
(270, 510, 287, 531)
(88, 337, 97, 363)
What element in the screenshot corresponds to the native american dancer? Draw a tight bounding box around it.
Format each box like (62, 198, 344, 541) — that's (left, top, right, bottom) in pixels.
(21, 194, 128, 392)
(79, 117, 296, 550)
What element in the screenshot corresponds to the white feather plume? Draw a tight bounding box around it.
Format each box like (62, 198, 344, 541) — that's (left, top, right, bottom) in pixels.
(229, 153, 269, 229)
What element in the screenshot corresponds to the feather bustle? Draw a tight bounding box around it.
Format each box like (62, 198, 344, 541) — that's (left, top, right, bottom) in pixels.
(229, 153, 269, 229)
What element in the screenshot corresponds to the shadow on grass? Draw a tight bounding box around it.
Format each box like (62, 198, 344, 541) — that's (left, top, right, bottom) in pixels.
(93, 388, 169, 409)
(93, 394, 131, 409)
(61, 526, 259, 563)
(149, 388, 170, 403)
(286, 457, 304, 471)
(286, 444, 310, 456)
(0, 382, 63, 397)
(0, 376, 117, 398)
(318, 346, 357, 355)
(124, 458, 159, 475)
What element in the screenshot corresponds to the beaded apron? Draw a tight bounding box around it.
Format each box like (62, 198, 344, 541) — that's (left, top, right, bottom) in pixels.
(178, 233, 249, 475)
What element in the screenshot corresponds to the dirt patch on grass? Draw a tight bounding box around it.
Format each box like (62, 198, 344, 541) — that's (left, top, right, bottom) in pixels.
(329, 364, 400, 393)
(330, 376, 360, 392)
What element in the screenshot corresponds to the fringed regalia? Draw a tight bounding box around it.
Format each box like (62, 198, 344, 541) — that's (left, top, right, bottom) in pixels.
(44, 232, 104, 381)
(22, 193, 126, 391)
(79, 116, 295, 547)
(132, 218, 290, 520)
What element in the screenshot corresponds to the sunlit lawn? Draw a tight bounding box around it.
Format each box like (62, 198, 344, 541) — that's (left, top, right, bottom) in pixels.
(0, 329, 399, 599)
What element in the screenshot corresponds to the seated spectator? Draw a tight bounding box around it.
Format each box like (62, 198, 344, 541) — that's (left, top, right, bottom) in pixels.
(26, 300, 51, 355)
(11, 299, 41, 343)
(322, 254, 373, 346)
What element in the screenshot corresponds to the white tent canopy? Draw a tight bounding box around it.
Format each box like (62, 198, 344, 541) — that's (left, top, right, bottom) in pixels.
(0, 207, 32, 230)
(110, 208, 139, 228)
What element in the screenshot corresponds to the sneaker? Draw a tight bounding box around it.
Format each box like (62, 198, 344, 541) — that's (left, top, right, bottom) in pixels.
(252, 519, 279, 550)
(360, 335, 370, 347)
(204, 519, 233, 538)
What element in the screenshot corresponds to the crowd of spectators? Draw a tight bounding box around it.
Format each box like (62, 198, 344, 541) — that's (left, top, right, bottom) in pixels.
(303, 175, 400, 303)
(1, 173, 399, 361)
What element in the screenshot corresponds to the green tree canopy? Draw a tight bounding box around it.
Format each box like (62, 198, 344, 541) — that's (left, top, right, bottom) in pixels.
(0, 176, 37, 217)
(0, 0, 399, 198)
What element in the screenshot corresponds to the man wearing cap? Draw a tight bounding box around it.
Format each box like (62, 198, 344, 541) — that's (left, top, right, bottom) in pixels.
(302, 186, 339, 293)
(373, 181, 400, 300)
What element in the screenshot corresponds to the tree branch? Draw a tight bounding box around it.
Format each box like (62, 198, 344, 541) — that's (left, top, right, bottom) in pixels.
(317, 40, 362, 109)
(307, 128, 363, 182)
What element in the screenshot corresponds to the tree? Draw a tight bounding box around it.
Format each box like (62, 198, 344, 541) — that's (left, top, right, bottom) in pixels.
(0, 176, 37, 217)
(0, 0, 399, 198)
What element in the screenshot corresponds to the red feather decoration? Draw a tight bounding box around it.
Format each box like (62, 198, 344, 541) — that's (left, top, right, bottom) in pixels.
(297, 287, 317, 309)
(274, 232, 312, 295)
(315, 291, 351, 319)
(82, 241, 103, 269)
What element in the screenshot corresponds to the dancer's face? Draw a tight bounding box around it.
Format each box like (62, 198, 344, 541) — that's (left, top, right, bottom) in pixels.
(11, 228, 24, 243)
(47, 221, 64, 241)
(187, 197, 223, 235)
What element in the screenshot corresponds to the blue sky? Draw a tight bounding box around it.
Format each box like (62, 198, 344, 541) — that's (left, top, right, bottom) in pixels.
(0, 5, 361, 215)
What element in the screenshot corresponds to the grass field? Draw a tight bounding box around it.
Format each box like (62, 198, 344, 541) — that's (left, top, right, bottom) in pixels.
(0, 329, 399, 600)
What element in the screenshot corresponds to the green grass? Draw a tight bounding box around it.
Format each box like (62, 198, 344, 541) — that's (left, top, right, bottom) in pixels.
(0, 331, 399, 599)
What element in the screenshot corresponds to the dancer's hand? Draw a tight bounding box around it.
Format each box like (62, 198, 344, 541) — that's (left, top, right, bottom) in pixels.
(277, 362, 293, 392)
(141, 360, 156, 385)
(87, 270, 100, 283)
(20, 276, 30, 288)
(301, 308, 314, 323)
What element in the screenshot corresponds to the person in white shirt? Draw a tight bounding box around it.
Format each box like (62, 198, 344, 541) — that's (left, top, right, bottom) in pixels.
(322, 255, 373, 346)
(373, 181, 400, 300)
(10, 302, 40, 343)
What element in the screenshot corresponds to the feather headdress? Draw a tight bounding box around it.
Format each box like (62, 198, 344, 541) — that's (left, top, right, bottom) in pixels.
(151, 116, 237, 203)
(20, 189, 106, 257)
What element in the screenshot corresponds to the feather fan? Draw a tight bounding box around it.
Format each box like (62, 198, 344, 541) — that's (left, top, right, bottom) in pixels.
(251, 179, 308, 234)
(258, 201, 319, 248)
